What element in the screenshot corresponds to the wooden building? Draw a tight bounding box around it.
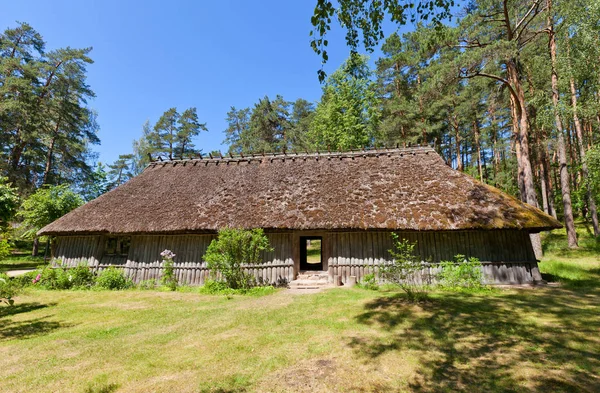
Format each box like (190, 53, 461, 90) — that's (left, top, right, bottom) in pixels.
(38, 147, 561, 285)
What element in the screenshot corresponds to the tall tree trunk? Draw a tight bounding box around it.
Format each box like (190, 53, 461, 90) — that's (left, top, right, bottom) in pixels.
(539, 161, 549, 215)
(32, 236, 39, 257)
(536, 129, 551, 216)
(417, 74, 427, 144)
(490, 108, 500, 187)
(9, 130, 26, 176)
(42, 136, 56, 185)
(566, 126, 578, 194)
(473, 118, 483, 181)
(452, 115, 462, 171)
(543, 144, 558, 219)
(570, 75, 599, 236)
(508, 91, 526, 202)
(547, 1, 578, 247)
(505, 63, 543, 257)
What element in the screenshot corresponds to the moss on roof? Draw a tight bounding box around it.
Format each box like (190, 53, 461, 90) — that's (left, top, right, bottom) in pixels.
(39, 147, 561, 235)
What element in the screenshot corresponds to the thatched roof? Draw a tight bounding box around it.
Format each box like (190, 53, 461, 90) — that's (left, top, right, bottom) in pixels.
(39, 147, 561, 235)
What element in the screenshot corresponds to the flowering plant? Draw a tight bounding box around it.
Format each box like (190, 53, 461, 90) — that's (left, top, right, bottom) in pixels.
(160, 249, 178, 291)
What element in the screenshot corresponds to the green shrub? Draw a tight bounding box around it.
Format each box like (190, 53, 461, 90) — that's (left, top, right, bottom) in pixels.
(96, 267, 132, 290)
(160, 249, 178, 291)
(199, 279, 275, 296)
(203, 228, 273, 290)
(12, 270, 41, 288)
(39, 265, 72, 289)
(201, 279, 230, 294)
(358, 273, 379, 290)
(438, 254, 485, 290)
(27, 262, 95, 290)
(380, 233, 428, 301)
(69, 264, 96, 289)
(0, 238, 11, 260)
(0, 273, 18, 305)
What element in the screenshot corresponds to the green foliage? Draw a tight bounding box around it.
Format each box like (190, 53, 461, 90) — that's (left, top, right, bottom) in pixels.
(137, 279, 158, 290)
(0, 22, 99, 193)
(38, 265, 72, 290)
(308, 54, 381, 150)
(80, 163, 110, 201)
(203, 228, 273, 290)
(200, 279, 231, 294)
(586, 146, 600, 203)
(438, 255, 486, 290)
(33, 263, 96, 290)
(69, 264, 96, 289)
(381, 233, 428, 300)
(96, 267, 132, 290)
(18, 184, 83, 238)
(224, 98, 315, 154)
(11, 270, 39, 288)
(160, 249, 178, 291)
(107, 154, 134, 188)
(148, 107, 207, 160)
(199, 279, 276, 296)
(310, 0, 453, 81)
(0, 177, 19, 230)
(0, 237, 11, 260)
(358, 273, 379, 290)
(0, 272, 18, 305)
(131, 121, 154, 175)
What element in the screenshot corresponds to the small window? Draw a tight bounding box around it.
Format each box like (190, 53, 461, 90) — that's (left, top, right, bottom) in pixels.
(105, 237, 118, 255)
(105, 236, 131, 256)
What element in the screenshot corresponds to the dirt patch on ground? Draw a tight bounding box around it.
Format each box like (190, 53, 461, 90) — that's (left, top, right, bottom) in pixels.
(255, 355, 405, 393)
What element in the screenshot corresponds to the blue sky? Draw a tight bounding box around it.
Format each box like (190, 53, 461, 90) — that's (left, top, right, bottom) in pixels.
(2, 1, 409, 165)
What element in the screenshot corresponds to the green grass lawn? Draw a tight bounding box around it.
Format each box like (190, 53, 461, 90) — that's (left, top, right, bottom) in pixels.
(1, 227, 599, 393)
(0, 254, 45, 274)
(306, 239, 322, 264)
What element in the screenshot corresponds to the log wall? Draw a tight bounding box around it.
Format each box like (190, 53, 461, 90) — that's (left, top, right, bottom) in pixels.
(326, 230, 540, 284)
(52, 229, 541, 286)
(53, 233, 295, 285)
(53, 236, 104, 267)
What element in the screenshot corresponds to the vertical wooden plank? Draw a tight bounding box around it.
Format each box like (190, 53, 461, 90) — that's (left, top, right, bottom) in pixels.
(349, 233, 355, 278)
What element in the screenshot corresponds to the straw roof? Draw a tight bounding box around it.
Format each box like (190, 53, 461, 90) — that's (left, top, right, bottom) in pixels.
(39, 147, 561, 235)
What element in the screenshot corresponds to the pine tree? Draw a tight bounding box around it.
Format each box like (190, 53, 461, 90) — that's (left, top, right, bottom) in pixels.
(107, 154, 134, 188)
(176, 107, 207, 158)
(151, 108, 180, 160)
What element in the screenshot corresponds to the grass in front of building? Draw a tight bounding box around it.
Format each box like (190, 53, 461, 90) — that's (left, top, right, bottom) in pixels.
(306, 239, 322, 263)
(0, 254, 45, 274)
(0, 225, 598, 393)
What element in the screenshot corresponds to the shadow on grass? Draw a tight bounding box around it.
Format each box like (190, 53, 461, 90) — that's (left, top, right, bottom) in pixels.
(0, 302, 70, 341)
(0, 263, 43, 274)
(349, 289, 599, 393)
(541, 267, 600, 290)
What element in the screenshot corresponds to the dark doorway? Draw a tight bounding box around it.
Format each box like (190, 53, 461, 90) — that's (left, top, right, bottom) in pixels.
(300, 236, 323, 271)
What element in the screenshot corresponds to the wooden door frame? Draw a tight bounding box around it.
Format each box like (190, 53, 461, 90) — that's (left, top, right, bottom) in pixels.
(293, 231, 329, 277)
(299, 236, 323, 271)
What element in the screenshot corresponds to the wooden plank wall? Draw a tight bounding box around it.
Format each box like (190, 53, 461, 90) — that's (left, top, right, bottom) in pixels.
(327, 230, 540, 285)
(60, 233, 295, 285)
(53, 236, 103, 267)
(53, 230, 539, 285)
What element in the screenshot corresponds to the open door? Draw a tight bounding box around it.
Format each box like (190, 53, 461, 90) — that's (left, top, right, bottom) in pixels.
(300, 236, 323, 271)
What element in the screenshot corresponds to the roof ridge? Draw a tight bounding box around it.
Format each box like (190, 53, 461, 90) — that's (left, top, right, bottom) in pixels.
(147, 146, 437, 167)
